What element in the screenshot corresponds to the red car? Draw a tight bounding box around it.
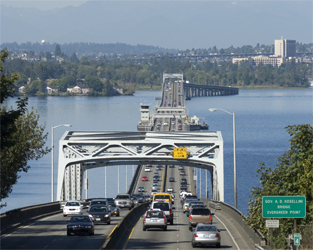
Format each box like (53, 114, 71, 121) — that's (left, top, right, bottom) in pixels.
(142, 176, 148, 181)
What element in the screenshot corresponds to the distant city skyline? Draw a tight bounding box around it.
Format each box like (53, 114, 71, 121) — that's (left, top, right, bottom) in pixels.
(1, 1, 312, 50)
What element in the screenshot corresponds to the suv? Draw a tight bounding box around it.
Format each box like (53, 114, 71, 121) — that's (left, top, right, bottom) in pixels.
(114, 194, 134, 210)
(189, 207, 214, 230)
(180, 178, 187, 185)
(150, 200, 174, 225)
(88, 199, 111, 212)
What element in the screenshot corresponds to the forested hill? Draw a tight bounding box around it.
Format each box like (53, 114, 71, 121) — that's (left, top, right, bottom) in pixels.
(0, 42, 178, 56)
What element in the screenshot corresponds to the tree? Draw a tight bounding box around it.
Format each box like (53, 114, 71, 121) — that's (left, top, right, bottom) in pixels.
(85, 75, 103, 92)
(55, 44, 62, 57)
(246, 124, 313, 249)
(0, 50, 50, 208)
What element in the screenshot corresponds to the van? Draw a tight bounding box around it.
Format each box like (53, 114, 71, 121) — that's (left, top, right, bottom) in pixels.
(152, 192, 173, 204)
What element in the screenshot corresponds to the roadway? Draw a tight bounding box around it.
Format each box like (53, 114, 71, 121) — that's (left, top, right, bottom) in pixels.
(0, 208, 130, 249)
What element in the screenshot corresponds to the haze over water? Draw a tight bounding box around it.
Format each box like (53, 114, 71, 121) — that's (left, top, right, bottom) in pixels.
(1, 89, 312, 215)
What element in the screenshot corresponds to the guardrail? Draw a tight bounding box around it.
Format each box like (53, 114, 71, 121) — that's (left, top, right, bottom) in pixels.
(128, 165, 142, 194)
(204, 199, 267, 248)
(0, 202, 61, 234)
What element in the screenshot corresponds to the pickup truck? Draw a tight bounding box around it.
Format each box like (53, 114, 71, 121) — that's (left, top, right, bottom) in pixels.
(114, 194, 134, 210)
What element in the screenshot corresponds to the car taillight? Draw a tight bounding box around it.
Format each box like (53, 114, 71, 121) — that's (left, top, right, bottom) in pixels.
(164, 216, 166, 222)
(215, 233, 220, 238)
(194, 233, 198, 237)
(144, 216, 146, 222)
(169, 209, 172, 215)
(188, 207, 190, 209)
(210, 216, 212, 220)
(189, 215, 192, 220)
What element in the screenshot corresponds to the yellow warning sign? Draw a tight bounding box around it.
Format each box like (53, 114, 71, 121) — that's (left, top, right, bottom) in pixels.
(173, 148, 187, 159)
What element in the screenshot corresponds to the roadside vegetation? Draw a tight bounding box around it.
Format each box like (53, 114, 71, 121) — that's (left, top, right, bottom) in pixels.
(246, 124, 313, 249)
(0, 50, 50, 208)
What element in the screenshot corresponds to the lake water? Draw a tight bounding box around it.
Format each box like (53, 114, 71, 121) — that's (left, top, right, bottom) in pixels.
(1, 89, 312, 215)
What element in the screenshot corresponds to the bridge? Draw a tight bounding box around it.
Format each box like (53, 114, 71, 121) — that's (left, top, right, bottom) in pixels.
(0, 74, 266, 249)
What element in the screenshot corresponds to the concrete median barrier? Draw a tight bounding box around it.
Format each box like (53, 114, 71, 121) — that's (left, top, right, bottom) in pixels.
(0, 202, 61, 234)
(101, 202, 149, 249)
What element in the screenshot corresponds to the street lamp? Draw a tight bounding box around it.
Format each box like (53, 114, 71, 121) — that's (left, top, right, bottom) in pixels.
(208, 108, 237, 209)
(51, 124, 72, 202)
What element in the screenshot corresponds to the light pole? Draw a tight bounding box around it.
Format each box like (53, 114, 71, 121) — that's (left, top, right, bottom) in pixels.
(51, 124, 72, 202)
(209, 108, 237, 208)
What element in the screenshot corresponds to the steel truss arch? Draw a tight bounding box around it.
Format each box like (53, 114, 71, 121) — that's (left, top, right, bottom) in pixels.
(56, 131, 224, 202)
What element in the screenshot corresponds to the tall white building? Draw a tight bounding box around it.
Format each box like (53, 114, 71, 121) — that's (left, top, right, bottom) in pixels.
(274, 36, 296, 58)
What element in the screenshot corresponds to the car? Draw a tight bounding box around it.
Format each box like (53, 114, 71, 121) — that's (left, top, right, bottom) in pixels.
(189, 208, 214, 230)
(150, 200, 174, 225)
(88, 204, 111, 224)
(109, 203, 120, 216)
(186, 202, 206, 216)
(132, 193, 144, 203)
(180, 170, 186, 175)
(178, 166, 184, 170)
(191, 224, 221, 248)
(167, 186, 174, 192)
(183, 198, 199, 212)
(156, 166, 162, 171)
(169, 165, 174, 168)
(163, 122, 168, 126)
(67, 215, 94, 236)
(180, 185, 188, 191)
(169, 177, 175, 182)
(180, 178, 187, 185)
(151, 186, 158, 192)
(138, 186, 145, 192)
(88, 199, 110, 209)
(153, 175, 160, 181)
(114, 194, 134, 210)
(143, 209, 167, 231)
(142, 176, 148, 181)
(63, 200, 83, 217)
(145, 166, 151, 172)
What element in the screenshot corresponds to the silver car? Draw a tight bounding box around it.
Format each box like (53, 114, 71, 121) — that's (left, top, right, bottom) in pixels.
(191, 224, 221, 248)
(143, 209, 167, 231)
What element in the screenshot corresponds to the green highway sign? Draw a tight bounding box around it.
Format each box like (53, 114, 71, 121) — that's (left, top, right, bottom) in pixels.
(262, 196, 306, 218)
(294, 233, 300, 246)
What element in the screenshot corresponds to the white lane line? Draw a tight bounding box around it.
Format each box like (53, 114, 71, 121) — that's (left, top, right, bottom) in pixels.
(215, 215, 240, 250)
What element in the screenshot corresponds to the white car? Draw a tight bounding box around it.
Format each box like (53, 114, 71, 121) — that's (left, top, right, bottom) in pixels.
(167, 186, 174, 192)
(63, 200, 83, 217)
(145, 167, 151, 172)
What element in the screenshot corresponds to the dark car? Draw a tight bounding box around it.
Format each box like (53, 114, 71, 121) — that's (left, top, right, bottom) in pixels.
(180, 170, 186, 176)
(169, 177, 175, 182)
(88, 204, 111, 224)
(156, 166, 162, 171)
(180, 178, 187, 185)
(109, 203, 120, 216)
(67, 215, 94, 236)
(169, 165, 174, 168)
(153, 176, 160, 181)
(180, 185, 188, 191)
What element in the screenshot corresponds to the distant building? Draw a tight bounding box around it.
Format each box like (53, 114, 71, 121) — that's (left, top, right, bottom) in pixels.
(46, 86, 59, 94)
(274, 36, 296, 58)
(113, 87, 123, 94)
(67, 85, 90, 94)
(232, 56, 285, 67)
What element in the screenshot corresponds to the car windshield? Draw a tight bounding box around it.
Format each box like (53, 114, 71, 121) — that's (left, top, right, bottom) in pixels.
(66, 202, 80, 206)
(70, 216, 91, 222)
(197, 226, 216, 231)
(90, 201, 106, 205)
(154, 195, 170, 199)
(89, 206, 107, 212)
(146, 211, 164, 218)
(116, 195, 130, 199)
(153, 203, 169, 211)
(192, 209, 211, 215)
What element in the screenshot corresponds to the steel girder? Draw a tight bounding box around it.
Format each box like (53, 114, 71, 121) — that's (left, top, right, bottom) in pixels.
(56, 131, 224, 202)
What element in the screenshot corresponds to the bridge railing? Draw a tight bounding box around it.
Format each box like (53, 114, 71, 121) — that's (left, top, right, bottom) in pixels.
(202, 198, 267, 248)
(0, 202, 61, 234)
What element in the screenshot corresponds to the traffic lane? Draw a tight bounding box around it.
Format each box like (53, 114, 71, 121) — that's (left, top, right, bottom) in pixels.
(0, 208, 130, 249)
(126, 195, 237, 249)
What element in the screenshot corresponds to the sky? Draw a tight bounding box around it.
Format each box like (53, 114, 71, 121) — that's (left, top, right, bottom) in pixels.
(1, 0, 87, 10)
(1, 0, 312, 49)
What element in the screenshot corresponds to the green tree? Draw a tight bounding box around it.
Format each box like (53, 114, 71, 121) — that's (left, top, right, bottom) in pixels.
(246, 124, 313, 249)
(55, 44, 62, 57)
(85, 75, 103, 92)
(58, 75, 76, 92)
(0, 50, 50, 208)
